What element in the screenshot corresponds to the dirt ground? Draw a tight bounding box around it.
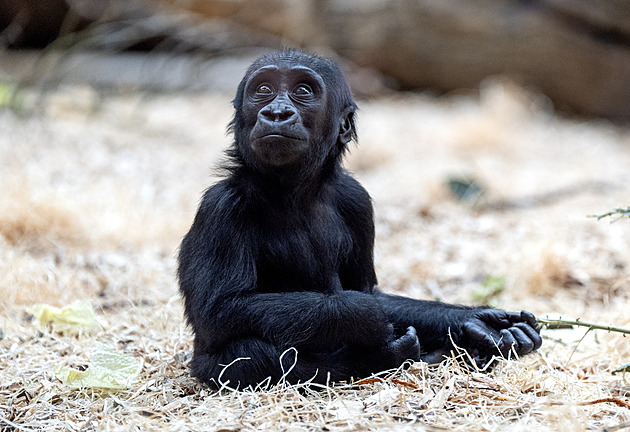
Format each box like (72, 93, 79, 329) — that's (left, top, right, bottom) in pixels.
(1, 79, 629, 431)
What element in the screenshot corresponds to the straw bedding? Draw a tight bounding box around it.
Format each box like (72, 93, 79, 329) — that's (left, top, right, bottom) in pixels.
(1, 81, 629, 431)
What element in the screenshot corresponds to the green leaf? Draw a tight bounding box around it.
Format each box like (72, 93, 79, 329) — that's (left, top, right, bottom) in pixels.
(446, 177, 485, 203)
(471, 275, 506, 303)
(0, 81, 25, 113)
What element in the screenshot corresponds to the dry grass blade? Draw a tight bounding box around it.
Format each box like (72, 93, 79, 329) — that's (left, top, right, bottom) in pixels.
(580, 398, 630, 410)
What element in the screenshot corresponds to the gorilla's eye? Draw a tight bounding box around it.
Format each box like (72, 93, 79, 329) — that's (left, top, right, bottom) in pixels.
(256, 84, 274, 95)
(294, 84, 313, 96)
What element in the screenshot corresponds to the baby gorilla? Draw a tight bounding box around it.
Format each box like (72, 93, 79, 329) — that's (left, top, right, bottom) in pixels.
(178, 49, 542, 389)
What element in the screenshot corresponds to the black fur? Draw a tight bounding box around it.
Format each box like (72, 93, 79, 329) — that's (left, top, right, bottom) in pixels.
(178, 49, 541, 389)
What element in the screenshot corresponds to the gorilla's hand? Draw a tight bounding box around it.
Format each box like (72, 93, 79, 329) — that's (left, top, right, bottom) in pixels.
(389, 326, 422, 364)
(459, 310, 542, 358)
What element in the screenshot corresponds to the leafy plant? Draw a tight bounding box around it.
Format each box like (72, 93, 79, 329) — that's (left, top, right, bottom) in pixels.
(471, 275, 505, 303)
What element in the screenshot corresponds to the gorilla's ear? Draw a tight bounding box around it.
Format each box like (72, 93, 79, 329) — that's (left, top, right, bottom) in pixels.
(338, 107, 355, 145)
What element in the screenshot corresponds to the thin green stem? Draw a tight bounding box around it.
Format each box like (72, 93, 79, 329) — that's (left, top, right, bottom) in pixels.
(590, 207, 630, 221)
(537, 318, 630, 335)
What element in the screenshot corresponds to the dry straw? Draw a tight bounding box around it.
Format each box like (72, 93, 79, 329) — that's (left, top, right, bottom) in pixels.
(2, 302, 629, 431)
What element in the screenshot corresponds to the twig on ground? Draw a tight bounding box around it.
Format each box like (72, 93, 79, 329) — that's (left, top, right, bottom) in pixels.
(590, 207, 630, 222)
(537, 318, 630, 335)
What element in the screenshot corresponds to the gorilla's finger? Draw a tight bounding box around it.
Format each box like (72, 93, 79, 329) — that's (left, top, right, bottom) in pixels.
(463, 322, 502, 353)
(514, 322, 543, 350)
(392, 326, 421, 362)
(477, 309, 512, 328)
(498, 329, 518, 357)
(406, 326, 417, 338)
(520, 310, 540, 332)
(508, 326, 534, 355)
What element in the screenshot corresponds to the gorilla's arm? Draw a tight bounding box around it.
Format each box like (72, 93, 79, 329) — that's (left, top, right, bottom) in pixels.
(374, 291, 542, 361)
(335, 175, 541, 363)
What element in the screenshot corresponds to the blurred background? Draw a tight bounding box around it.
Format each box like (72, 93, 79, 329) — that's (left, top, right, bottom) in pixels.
(0, 0, 629, 321)
(2, 0, 630, 119)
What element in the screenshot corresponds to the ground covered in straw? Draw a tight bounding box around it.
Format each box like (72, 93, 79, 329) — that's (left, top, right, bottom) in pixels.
(1, 81, 629, 431)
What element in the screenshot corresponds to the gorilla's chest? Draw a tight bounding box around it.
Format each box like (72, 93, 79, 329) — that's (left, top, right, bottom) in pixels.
(255, 203, 353, 293)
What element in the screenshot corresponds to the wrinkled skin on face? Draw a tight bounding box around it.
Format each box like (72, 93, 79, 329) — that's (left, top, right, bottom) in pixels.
(229, 50, 356, 178)
(244, 64, 325, 166)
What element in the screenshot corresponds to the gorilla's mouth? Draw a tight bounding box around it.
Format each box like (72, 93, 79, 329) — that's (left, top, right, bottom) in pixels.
(254, 133, 303, 141)
(250, 134, 309, 166)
